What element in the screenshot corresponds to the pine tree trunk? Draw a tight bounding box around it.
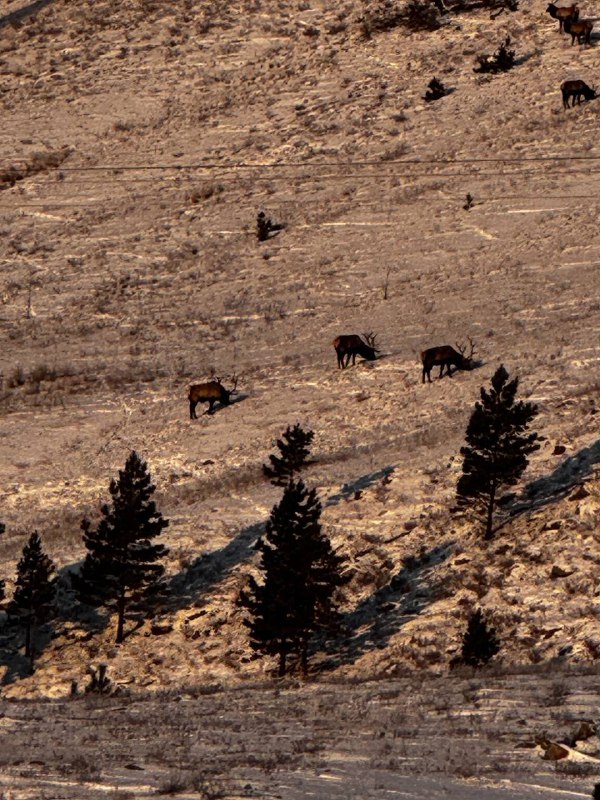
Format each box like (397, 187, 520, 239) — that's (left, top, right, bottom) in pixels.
(300, 641, 308, 678)
(278, 647, 287, 677)
(24, 618, 31, 658)
(484, 479, 496, 540)
(116, 593, 126, 644)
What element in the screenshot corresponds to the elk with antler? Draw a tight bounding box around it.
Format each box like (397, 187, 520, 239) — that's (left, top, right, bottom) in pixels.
(333, 332, 380, 369)
(421, 338, 476, 383)
(188, 375, 238, 418)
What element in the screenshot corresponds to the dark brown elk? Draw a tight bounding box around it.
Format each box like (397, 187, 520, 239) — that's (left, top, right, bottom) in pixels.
(561, 79, 596, 108)
(333, 333, 379, 369)
(563, 15, 594, 43)
(188, 375, 238, 418)
(546, 3, 579, 31)
(421, 338, 476, 383)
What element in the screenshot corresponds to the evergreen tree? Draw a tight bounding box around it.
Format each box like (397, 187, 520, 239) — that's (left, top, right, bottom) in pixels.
(239, 479, 346, 677)
(263, 423, 314, 486)
(592, 783, 600, 800)
(72, 451, 169, 643)
(456, 365, 540, 540)
(0, 520, 5, 604)
(8, 531, 56, 670)
(460, 608, 500, 667)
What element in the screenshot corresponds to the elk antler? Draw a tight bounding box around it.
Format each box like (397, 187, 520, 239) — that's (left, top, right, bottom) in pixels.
(230, 374, 239, 392)
(456, 337, 476, 359)
(214, 376, 223, 385)
(363, 332, 379, 350)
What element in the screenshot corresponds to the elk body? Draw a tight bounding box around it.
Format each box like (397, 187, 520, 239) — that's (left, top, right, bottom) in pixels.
(333, 333, 379, 369)
(188, 376, 238, 418)
(421, 339, 476, 383)
(563, 15, 594, 43)
(561, 79, 596, 108)
(546, 3, 579, 31)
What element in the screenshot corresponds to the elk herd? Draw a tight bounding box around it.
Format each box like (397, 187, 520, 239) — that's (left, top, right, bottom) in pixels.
(546, 3, 597, 108)
(187, 337, 479, 418)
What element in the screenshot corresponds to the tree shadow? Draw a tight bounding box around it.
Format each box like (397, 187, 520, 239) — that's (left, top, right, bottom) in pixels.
(325, 465, 395, 505)
(0, 564, 109, 687)
(319, 540, 457, 670)
(510, 438, 600, 516)
(0, 0, 54, 28)
(161, 464, 398, 613)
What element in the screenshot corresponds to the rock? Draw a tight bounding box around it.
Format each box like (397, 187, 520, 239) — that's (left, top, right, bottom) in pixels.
(542, 520, 561, 531)
(536, 736, 569, 760)
(553, 444, 566, 455)
(404, 520, 418, 532)
(550, 564, 573, 579)
(572, 720, 596, 743)
(151, 622, 173, 636)
(569, 484, 590, 501)
(543, 741, 569, 760)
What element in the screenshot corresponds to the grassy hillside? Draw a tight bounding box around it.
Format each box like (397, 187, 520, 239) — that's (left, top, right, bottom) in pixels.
(0, 0, 599, 700)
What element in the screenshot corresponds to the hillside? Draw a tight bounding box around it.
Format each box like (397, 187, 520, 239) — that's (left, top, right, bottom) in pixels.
(0, 0, 598, 705)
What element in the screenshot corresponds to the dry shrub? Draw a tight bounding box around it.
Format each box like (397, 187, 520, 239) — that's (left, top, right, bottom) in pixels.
(359, 0, 440, 36)
(0, 146, 71, 190)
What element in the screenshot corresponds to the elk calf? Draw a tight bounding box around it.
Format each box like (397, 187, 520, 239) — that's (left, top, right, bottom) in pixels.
(333, 333, 379, 369)
(546, 3, 579, 31)
(563, 16, 593, 44)
(188, 376, 238, 418)
(421, 338, 476, 383)
(561, 79, 596, 108)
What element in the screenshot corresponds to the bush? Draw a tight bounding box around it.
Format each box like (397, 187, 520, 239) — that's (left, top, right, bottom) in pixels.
(358, 0, 440, 36)
(474, 36, 515, 73)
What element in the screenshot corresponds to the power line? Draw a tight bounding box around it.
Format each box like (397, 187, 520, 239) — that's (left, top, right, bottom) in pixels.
(5, 153, 600, 173)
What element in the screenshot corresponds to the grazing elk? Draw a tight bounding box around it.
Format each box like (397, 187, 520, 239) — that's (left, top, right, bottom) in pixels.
(188, 375, 238, 418)
(421, 338, 476, 383)
(546, 3, 579, 31)
(563, 15, 594, 44)
(333, 333, 380, 369)
(561, 79, 596, 108)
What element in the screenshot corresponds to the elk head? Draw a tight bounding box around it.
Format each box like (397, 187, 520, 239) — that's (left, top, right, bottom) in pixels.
(455, 337, 477, 370)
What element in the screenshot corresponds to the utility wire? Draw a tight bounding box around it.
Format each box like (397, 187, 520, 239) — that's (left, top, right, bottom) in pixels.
(5, 153, 600, 172)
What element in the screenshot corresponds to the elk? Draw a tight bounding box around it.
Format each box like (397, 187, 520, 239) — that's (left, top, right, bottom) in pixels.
(333, 333, 380, 369)
(421, 338, 476, 383)
(546, 3, 579, 31)
(561, 79, 596, 108)
(563, 15, 594, 44)
(188, 375, 238, 418)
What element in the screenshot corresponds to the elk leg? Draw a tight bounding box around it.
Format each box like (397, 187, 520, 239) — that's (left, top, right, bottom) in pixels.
(189, 400, 197, 419)
(207, 400, 216, 415)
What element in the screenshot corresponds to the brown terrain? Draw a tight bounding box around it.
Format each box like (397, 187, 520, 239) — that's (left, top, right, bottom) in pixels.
(0, 0, 599, 795)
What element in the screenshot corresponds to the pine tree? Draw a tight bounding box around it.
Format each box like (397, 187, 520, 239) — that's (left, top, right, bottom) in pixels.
(0, 520, 5, 604)
(263, 423, 314, 486)
(8, 532, 56, 670)
(456, 365, 540, 540)
(72, 451, 169, 644)
(592, 783, 600, 800)
(460, 608, 500, 667)
(239, 479, 346, 677)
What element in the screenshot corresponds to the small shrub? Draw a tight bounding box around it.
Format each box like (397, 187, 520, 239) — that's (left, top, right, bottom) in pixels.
(423, 77, 448, 102)
(474, 36, 515, 74)
(263, 423, 314, 485)
(358, 0, 440, 37)
(402, 0, 441, 30)
(458, 608, 500, 667)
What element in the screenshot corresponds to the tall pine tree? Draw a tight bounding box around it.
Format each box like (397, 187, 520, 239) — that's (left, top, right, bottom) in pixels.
(72, 451, 169, 643)
(8, 532, 56, 670)
(460, 608, 500, 667)
(457, 365, 540, 539)
(0, 520, 5, 604)
(240, 479, 346, 677)
(263, 424, 314, 486)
